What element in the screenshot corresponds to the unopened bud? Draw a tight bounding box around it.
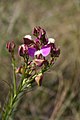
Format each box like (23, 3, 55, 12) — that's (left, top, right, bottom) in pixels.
(6, 41, 15, 53)
(18, 44, 28, 57)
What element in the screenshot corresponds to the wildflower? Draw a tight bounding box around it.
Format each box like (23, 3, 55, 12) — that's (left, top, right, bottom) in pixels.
(4, 26, 60, 120)
(19, 27, 60, 60)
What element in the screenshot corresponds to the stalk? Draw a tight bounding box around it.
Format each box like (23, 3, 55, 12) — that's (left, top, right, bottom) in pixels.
(2, 60, 53, 120)
(12, 56, 17, 97)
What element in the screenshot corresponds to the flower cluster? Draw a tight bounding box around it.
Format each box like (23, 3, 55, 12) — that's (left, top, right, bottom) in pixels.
(6, 26, 60, 86)
(5, 27, 60, 120)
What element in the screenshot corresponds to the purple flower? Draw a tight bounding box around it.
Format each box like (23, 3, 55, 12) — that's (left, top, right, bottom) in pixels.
(19, 27, 60, 59)
(6, 41, 15, 53)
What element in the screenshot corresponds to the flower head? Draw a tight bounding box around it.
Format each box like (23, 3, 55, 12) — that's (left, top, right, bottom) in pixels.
(6, 26, 60, 91)
(18, 27, 60, 61)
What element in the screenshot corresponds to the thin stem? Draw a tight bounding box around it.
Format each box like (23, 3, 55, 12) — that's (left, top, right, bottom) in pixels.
(12, 56, 17, 97)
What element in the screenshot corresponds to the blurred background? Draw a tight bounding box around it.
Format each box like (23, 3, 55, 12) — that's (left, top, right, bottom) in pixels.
(0, 0, 80, 120)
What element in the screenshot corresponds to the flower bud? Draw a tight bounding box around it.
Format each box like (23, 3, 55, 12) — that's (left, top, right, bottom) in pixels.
(18, 44, 28, 57)
(32, 26, 46, 38)
(32, 27, 39, 37)
(23, 35, 34, 45)
(6, 41, 15, 53)
(51, 48, 60, 57)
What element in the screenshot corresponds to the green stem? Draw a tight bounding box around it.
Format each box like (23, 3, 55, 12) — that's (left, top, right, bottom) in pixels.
(2, 78, 28, 120)
(2, 57, 56, 120)
(12, 57, 17, 97)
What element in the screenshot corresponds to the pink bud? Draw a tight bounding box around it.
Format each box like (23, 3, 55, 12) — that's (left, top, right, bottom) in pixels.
(6, 41, 15, 52)
(18, 44, 28, 57)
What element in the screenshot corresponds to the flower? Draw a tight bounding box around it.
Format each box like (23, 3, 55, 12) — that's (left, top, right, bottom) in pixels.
(18, 27, 60, 59)
(6, 41, 15, 53)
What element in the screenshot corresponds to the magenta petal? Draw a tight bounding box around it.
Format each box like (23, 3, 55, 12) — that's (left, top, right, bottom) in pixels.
(28, 47, 36, 57)
(41, 45, 51, 57)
